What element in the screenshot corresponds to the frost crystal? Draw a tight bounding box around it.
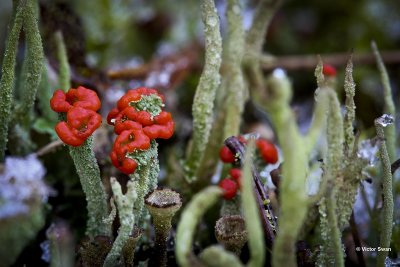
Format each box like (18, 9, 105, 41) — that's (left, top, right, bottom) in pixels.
(375, 114, 394, 127)
(357, 139, 379, 165)
(0, 154, 50, 219)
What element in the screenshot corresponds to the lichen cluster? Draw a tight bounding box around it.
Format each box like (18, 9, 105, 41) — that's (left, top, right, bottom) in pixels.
(0, 0, 398, 266)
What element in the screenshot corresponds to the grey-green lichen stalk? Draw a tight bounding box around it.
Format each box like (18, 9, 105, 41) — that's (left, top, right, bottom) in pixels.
(375, 115, 394, 267)
(69, 138, 111, 237)
(0, 0, 37, 161)
(303, 62, 329, 154)
(222, 0, 246, 139)
(343, 56, 356, 156)
(241, 140, 265, 267)
(335, 57, 365, 231)
(13, 0, 44, 128)
(128, 141, 159, 223)
(199, 245, 243, 267)
(55, 31, 71, 91)
(184, 0, 222, 183)
(176, 186, 224, 267)
(260, 71, 309, 267)
(243, 0, 282, 92)
(103, 177, 138, 267)
(371, 41, 396, 163)
(319, 91, 345, 267)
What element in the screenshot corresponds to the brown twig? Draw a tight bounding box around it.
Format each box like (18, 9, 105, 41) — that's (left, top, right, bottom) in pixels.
(35, 139, 64, 157)
(224, 136, 276, 249)
(260, 50, 400, 71)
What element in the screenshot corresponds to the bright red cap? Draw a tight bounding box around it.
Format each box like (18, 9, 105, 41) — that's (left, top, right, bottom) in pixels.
(219, 146, 235, 163)
(256, 139, 279, 164)
(322, 64, 336, 77)
(219, 178, 238, 200)
(50, 86, 101, 113)
(54, 107, 102, 147)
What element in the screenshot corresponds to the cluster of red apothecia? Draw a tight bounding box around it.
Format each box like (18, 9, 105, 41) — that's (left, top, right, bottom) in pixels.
(50, 86, 102, 147)
(107, 87, 174, 175)
(322, 64, 336, 77)
(50, 86, 174, 175)
(218, 137, 279, 200)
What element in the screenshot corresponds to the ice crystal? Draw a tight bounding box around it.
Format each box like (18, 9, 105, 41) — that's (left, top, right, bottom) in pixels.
(375, 114, 394, 127)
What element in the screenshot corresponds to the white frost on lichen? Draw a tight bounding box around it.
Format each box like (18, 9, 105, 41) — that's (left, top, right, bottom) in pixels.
(357, 139, 379, 165)
(375, 114, 394, 127)
(0, 154, 50, 219)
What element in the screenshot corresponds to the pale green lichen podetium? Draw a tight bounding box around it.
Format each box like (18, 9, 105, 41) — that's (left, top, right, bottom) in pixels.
(375, 115, 394, 267)
(13, 0, 43, 127)
(69, 138, 111, 237)
(243, 0, 282, 92)
(318, 88, 345, 267)
(103, 178, 138, 267)
(128, 141, 159, 224)
(199, 245, 243, 267)
(371, 41, 396, 163)
(343, 56, 356, 156)
(175, 186, 225, 267)
(261, 73, 309, 267)
(303, 58, 329, 154)
(241, 140, 265, 267)
(336, 57, 365, 231)
(0, 1, 24, 161)
(55, 31, 71, 91)
(222, 0, 246, 138)
(184, 0, 222, 183)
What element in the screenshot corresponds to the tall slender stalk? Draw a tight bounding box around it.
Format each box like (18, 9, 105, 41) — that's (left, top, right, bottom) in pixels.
(13, 0, 43, 127)
(375, 115, 394, 267)
(69, 138, 111, 237)
(371, 41, 396, 163)
(222, 0, 245, 139)
(184, 0, 222, 183)
(241, 140, 265, 267)
(55, 31, 71, 91)
(0, 1, 25, 161)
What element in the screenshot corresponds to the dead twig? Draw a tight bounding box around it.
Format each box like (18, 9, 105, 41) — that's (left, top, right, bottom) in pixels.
(261, 50, 400, 71)
(224, 136, 277, 249)
(35, 139, 64, 157)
